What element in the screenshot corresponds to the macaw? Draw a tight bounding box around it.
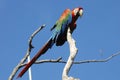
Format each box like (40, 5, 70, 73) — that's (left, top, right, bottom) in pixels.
(17, 7, 83, 78)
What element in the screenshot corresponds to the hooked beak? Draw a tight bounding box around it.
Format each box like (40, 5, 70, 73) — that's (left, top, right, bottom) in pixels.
(79, 9, 83, 17)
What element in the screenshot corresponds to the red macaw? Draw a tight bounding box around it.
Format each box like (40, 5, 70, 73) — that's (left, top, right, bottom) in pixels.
(17, 7, 83, 78)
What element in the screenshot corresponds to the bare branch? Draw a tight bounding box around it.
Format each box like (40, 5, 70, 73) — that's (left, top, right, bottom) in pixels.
(20, 57, 62, 67)
(32, 51, 120, 65)
(62, 27, 79, 80)
(74, 51, 120, 64)
(9, 24, 120, 80)
(12, 50, 119, 72)
(28, 24, 46, 50)
(8, 24, 45, 80)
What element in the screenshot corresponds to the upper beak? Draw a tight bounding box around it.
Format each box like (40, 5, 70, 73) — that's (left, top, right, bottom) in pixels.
(79, 9, 83, 17)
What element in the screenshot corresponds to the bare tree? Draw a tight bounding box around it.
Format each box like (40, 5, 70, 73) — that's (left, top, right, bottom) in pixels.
(8, 25, 120, 80)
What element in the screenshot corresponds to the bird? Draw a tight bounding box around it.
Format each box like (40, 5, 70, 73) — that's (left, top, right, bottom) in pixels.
(17, 7, 83, 78)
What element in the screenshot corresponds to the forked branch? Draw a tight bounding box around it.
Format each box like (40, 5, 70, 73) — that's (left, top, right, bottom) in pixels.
(8, 24, 45, 80)
(9, 24, 120, 80)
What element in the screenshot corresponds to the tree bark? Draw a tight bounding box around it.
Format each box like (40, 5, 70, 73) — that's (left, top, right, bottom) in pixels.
(62, 27, 79, 80)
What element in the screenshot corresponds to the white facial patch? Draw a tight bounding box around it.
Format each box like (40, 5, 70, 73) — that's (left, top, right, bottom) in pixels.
(74, 8, 79, 15)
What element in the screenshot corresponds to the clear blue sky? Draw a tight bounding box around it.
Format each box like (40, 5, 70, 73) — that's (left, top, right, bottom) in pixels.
(0, 0, 120, 80)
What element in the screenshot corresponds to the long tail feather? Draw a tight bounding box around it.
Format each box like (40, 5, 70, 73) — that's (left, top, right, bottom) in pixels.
(17, 38, 53, 78)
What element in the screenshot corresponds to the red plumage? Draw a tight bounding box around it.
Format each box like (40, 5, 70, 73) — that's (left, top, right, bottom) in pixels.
(17, 38, 52, 78)
(17, 7, 83, 78)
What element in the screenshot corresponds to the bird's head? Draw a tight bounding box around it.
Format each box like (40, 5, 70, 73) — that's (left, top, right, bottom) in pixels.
(72, 7, 83, 18)
(70, 7, 83, 32)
